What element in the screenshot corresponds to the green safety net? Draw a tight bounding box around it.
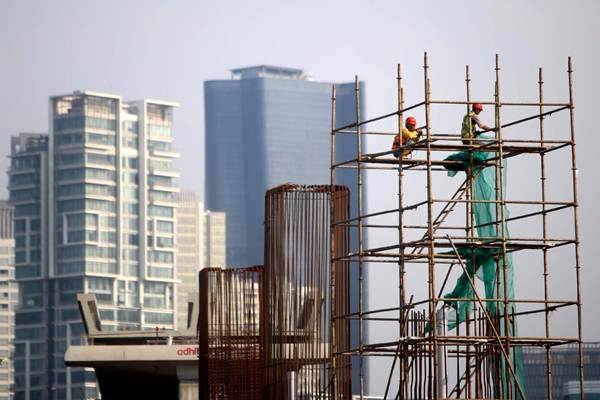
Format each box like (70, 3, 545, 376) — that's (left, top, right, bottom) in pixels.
(442, 137, 525, 398)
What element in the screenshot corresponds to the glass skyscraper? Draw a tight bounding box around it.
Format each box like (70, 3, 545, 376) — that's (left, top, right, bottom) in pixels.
(204, 65, 364, 268)
(8, 91, 179, 400)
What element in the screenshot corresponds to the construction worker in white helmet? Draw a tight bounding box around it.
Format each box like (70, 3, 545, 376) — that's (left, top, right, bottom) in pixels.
(461, 103, 493, 145)
(392, 116, 423, 158)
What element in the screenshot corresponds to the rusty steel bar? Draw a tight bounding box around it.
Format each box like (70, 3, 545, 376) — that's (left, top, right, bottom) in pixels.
(538, 66, 554, 400)
(567, 56, 586, 400)
(329, 84, 338, 399)
(199, 267, 264, 400)
(423, 51, 440, 400)
(352, 75, 366, 400)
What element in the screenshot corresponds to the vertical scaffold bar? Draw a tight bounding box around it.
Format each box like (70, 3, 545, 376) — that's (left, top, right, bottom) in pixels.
(567, 56, 586, 400)
(538, 67, 554, 400)
(354, 76, 365, 400)
(494, 53, 515, 399)
(397, 64, 407, 400)
(329, 85, 337, 397)
(465, 64, 474, 398)
(423, 51, 439, 400)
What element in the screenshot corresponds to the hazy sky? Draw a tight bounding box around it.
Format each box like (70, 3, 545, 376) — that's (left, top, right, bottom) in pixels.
(1, 0, 598, 394)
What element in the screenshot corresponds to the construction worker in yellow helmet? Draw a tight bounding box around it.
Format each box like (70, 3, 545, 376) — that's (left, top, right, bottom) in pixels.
(392, 116, 423, 158)
(461, 103, 493, 145)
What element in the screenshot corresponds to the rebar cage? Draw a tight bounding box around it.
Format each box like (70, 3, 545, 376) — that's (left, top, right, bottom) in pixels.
(264, 184, 351, 399)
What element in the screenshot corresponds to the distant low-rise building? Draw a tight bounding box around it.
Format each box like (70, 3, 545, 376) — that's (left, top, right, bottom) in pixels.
(175, 190, 226, 329)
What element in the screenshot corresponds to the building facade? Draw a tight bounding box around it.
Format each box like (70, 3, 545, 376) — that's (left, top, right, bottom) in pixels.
(204, 65, 363, 268)
(8, 91, 179, 400)
(202, 211, 225, 270)
(175, 190, 225, 330)
(0, 202, 17, 400)
(522, 342, 600, 400)
(175, 190, 202, 330)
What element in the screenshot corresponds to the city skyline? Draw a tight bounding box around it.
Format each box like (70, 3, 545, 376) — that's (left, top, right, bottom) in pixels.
(1, 1, 599, 398)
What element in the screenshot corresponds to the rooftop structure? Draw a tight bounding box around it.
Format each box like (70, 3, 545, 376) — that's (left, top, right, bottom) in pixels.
(230, 65, 308, 80)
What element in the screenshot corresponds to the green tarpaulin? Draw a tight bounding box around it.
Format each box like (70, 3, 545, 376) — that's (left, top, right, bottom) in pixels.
(442, 138, 525, 398)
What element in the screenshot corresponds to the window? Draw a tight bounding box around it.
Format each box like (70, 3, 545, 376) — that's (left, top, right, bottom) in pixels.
(148, 175, 174, 187)
(66, 230, 97, 243)
(148, 266, 173, 279)
(67, 213, 98, 229)
(56, 153, 84, 166)
(56, 132, 84, 146)
(87, 152, 115, 165)
(21, 280, 44, 308)
(156, 236, 174, 248)
(86, 133, 115, 146)
(122, 157, 138, 169)
(144, 312, 173, 325)
(123, 188, 138, 199)
(148, 124, 172, 138)
(9, 173, 38, 186)
(15, 219, 26, 233)
(10, 188, 39, 202)
(124, 203, 138, 215)
(156, 220, 174, 233)
(57, 183, 115, 197)
(123, 234, 139, 246)
(123, 262, 138, 277)
(148, 250, 173, 264)
(122, 249, 138, 260)
(85, 116, 116, 130)
(15, 204, 39, 217)
(122, 173, 138, 184)
(148, 205, 173, 218)
(87, 277, 113, 304)
(15, 311, 43, 325)
(56, 261, 85, 274)
(123, 217, 139, 231)
(148, 140, 173, 153)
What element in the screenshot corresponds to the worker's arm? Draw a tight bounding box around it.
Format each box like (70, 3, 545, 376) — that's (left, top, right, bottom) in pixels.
(472, 115, 493, 134)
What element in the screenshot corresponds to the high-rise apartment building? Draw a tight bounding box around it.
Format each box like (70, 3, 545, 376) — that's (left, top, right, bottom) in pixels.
(175, 190, 225, 329)
(8, 91, 179, 400)
(204, 65, 363, 268)
(0, 201, 17, 400)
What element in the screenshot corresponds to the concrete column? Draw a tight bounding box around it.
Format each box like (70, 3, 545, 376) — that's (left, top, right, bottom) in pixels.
(176, 366, 198, 400)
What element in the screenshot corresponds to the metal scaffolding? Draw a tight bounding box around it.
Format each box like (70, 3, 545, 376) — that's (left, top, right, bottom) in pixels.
(329, 53, 584, 399)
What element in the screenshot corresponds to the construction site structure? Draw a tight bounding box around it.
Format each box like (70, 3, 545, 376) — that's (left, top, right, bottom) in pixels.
(329, 53, 584, 399)
(197, 185, 351, 400)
